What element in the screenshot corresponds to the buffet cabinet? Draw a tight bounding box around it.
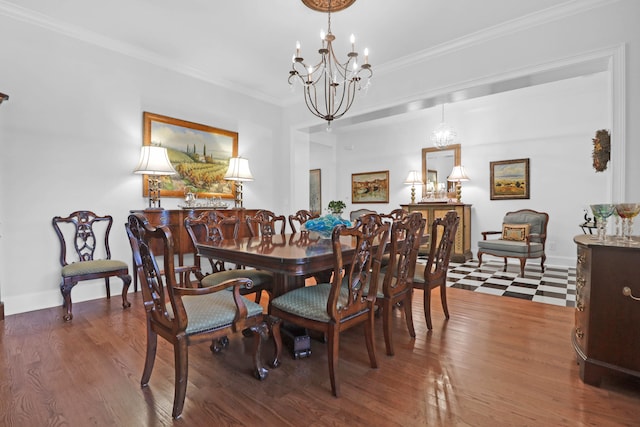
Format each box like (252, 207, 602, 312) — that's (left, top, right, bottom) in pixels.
(130, 208, 259, 265)
(401, 203, 472, 262)
(573, 234, 640, 385)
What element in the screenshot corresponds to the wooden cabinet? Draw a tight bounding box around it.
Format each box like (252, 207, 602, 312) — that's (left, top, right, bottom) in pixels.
(401, 203, 472, 262)
(130, 208, 259, 264)
(573, 235, 640, 385)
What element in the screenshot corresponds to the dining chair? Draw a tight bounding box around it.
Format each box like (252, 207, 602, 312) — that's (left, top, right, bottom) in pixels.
(412, 210, 460, 330)
(379, 208, 410, 268)
(184, 211, 273, 303)
(349, 208, 377, 222)
(269, 213, 390, 396)
(246, 209, 287, 237)
(52, 210, 131, 321)
(376, 212, 425, 355)
(288, 209, 319, 233)
(125, 213, 279, 419)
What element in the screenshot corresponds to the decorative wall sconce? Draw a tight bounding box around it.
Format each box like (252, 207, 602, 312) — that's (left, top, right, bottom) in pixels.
(133, 146, 177, 209)
(224, 157, 254, 208)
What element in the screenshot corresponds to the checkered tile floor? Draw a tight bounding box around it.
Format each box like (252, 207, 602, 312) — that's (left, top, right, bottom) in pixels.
(418, 258, 576, 308)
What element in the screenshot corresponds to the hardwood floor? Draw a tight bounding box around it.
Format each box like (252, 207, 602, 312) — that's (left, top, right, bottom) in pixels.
(1, 288, 639, 426)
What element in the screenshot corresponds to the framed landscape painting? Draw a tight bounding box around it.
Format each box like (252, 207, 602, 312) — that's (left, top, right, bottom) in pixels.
(352, 170, 389, 203)
(142, 112, 238, 200)
(490, 158, 530, 200)
(309, 169, 321, 215)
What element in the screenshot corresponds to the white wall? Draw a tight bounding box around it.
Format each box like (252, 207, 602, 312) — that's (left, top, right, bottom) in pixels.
(0, 16, 283, 315)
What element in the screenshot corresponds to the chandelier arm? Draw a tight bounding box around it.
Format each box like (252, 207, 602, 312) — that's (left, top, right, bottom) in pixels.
(303, 84, 325, 119)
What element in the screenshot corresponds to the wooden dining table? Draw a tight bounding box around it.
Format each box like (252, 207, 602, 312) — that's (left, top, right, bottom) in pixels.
(195, 232, 360, 298)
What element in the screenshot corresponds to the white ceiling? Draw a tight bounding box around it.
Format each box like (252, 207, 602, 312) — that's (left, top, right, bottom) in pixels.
(2, 0, 585, 107)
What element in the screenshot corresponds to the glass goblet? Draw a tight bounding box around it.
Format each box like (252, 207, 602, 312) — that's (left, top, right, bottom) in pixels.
(615, 203, 640, 243)
(612, 207, 622, 239)
(590, 204, 615, 242)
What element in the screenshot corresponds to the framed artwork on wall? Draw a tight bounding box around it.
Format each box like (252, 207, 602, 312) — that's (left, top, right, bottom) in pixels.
(490, 158, 530, 200)
(352, 170, 389, 203)
(142, 112, 238, 200)
(309, 169, 321, 215)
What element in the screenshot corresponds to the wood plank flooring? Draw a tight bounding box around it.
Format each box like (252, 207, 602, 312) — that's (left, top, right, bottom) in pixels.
(1, 288, 639, 426)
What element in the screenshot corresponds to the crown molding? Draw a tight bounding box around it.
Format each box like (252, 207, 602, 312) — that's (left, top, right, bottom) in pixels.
(0, 0, 282, 106)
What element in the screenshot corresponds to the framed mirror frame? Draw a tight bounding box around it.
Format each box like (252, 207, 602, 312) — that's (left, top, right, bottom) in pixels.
(421, 144, 461, 198)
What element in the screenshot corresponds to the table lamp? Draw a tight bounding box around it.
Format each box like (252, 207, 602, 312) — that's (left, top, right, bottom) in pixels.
(404, 170, 422, 204)
(448, 165, 470, 203)
(224, 157, 254, 208)
(133, 146, 177, 209)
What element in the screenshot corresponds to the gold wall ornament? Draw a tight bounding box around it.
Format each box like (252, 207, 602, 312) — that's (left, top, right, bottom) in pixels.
(301, 0, 356, 12)
(592, 129, 611, 172)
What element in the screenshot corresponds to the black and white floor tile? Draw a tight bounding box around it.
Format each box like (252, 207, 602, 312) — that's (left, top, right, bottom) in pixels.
(417, 257, 576, 308)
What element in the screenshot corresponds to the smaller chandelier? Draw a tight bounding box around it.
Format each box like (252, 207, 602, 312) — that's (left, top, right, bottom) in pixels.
(289, 0, 372, 128)
(431, 104, 458, 149)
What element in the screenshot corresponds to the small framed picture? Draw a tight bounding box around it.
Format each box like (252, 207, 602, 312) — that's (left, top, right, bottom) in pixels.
(490, 158, 530, 200)
(352, 170, 390, 203)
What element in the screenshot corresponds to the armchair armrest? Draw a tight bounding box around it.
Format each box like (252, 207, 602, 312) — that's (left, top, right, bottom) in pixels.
(481, 231, 502, 240)
(174, 278, 255, 320)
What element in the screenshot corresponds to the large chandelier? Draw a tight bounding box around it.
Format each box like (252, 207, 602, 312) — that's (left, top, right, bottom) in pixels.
(431, 104, 458, 149)
(289, 0, 372, 129)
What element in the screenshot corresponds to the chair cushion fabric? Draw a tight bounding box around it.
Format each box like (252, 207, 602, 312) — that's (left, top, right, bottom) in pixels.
(168, 292, 263, 335)
(61, 259, 127, 277)
(200, 269, 272, 289)
(478, 239, 544, 255)
(502, 223, 530, 241)
(270, 283, 350, 323)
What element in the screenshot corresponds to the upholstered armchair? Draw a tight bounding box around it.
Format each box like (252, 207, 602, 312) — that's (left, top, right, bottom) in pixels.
(477, 209, 549, 277)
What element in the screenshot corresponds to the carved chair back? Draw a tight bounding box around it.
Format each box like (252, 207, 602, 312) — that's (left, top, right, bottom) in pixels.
(288, 209, 319, 233)
(52, 210, 114, 266)
(246, 209, 286, 237)
(185, 211, 240, 275)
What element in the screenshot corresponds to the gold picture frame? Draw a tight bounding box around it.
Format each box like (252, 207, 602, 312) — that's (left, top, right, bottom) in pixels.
(490, 158, 530, 200)
(352, 170, 389, 203)
(142, 112, 238, 200)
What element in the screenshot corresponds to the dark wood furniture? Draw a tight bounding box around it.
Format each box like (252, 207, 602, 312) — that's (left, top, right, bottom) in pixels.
(377, 212, 425, 355)
(246, 209, 287, 237)
(184, 211, 273, 303)
(125, 213, 279, 419)
(401, 203, 471, 262)
(288, 209, 319, 233)
(573, 234, 640, 386)
(412, 210, 460, 330)
(477, 209, 549, 277)
(130, 208, 259, 289)
(270, 214, 390, 397)
(52, 210, 131, 321)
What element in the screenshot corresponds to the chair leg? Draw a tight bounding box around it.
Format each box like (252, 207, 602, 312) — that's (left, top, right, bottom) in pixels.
(120, 274, 132, 308)
(365, 309, 378, 369)
(382, 299, 394, 356)
(424, 285, 433, 330)
(60, 278, 75, 322)
(440, 283, 450, 320)
(104, 277, 111, 299)
(249, 321, 269, 381)
(253, 290, 262, 304)
(267, 316, 283, 369)
(404, 291, 416, 339)
(141, 321, 157, 387)
(503, 257, 508, 272)
(327, 325, 340, 397)
(519, 259, 526, 277)
(172, 337, 188, 419)
(541, 255, 546, 273)
(477, 252, 483, 268)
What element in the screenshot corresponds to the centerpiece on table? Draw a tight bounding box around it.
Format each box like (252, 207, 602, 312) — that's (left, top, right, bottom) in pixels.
(302, 200, 351, 238)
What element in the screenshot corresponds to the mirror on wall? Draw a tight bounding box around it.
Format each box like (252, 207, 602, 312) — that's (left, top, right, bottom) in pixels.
(421, 144, 461, 198)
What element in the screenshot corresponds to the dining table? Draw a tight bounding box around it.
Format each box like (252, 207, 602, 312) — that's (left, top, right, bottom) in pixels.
(195, 231, 363, 298)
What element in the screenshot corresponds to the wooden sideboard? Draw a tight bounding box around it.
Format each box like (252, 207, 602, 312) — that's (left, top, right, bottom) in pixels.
(401, 203, 472, 262)
(130, 208, 259, 263)
(573, 235, 640, 385)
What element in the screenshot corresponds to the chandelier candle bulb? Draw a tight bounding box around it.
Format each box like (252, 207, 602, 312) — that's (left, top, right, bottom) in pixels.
(296, 41, 300, 57)
(350, 34, 355, 51)
(364, 48, 369, 64)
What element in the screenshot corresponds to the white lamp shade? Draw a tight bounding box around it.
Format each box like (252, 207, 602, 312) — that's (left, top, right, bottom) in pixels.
(224, 157, 254, 181)
(133, 146, 176, 175)
(448, 165, 470, 182)
(404, 170, 422, 185)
